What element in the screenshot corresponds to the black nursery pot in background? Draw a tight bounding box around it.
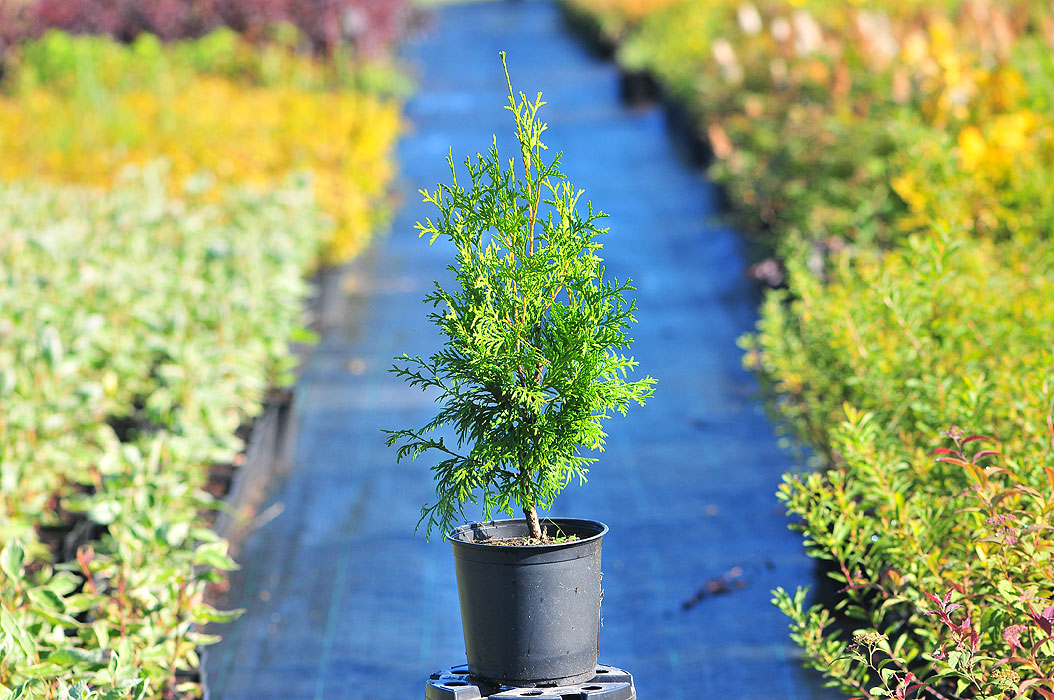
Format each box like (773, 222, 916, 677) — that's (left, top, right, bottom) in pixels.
(448, 518, 608, 687)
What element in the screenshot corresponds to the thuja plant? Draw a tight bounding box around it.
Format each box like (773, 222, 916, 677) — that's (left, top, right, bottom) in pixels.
(386, 54, 654, 542)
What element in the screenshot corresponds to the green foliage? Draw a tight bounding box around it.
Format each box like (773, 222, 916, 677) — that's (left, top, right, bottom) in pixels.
(0, 29, 404, 265)
(596, 0, 915, 260)
(5, 28, 410, 96)
(744, 233, 1054, 475)
(0, 165, 326, 698)
(773, 423, 1054, 699)
(565, 0, 1054, 265)
(741, 232, 1054, 697)
(387, 55, 654, 539)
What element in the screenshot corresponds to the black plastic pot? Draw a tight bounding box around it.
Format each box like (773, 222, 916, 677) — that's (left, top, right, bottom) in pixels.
(448, 518, 608, 687)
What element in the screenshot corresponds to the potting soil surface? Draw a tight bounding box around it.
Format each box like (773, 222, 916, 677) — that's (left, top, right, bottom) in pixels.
(204, 2, 843, 699)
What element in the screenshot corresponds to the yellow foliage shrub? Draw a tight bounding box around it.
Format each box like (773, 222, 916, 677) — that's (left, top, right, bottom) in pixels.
(0, 34, 402, 263)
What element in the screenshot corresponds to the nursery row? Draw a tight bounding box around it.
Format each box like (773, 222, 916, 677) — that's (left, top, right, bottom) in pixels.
(0, 29, 403, 263)
(0, 16, 406, 700)
(561, 0, 1054, 698)
(759, 234, 1054, 698)
(0, 168, 330, 700)
(566, 0, 1054, 265)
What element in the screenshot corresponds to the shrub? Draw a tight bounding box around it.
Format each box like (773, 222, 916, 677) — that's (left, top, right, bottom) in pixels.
(3, 0, 411, 57)
(0, 30, 403, 263)
(0, 166, 327, 699)
(564, 0, 1054, 264)
(889, 57, 1054, 240)
(387, 57, 654, 540)
(744, 231, 1054, 480)
(774, 420, 1054, 700)
(741, 231, 1054, 698)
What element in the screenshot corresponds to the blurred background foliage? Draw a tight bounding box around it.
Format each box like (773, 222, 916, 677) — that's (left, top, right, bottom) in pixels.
(0, 0, 411, 58)
(0, 1, 412, 698)
(0, 22, 408, 264)
(562, 0, 1054, 697)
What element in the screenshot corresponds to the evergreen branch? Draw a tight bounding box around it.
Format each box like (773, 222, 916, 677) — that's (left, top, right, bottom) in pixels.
(388, 54, 654, 540)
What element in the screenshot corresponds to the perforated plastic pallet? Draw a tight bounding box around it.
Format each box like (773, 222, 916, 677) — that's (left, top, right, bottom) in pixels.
(425, 664, 635, 700)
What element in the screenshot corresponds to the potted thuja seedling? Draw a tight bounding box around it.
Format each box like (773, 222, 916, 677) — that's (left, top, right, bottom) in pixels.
(387, 54, 654, 688)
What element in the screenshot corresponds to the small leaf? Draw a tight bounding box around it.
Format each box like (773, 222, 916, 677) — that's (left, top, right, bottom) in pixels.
(28, 588, 65, 612)
(994, 579, 1016, 600)
(65, 594, 106, 614)
(66, 680, 95, 700)
(0, 608, 37, 660)
(165, 520, 191, 548)
(0, 368, 15, 397)
(190, 527, 220, 543)
(32, 607, 81, 628)
(1, 540, 25, 581)
(46, 648, 102, 668)
(193, 541, 238, 571)
(41, 325, 64, 367)
(291, 327, 319, 344)
(87, 500, 121, 525)
(46, 572, 82, 597)
(190, 605, 245, 624)
(194, 569, 225, 584)
(8, 681, 35, 700)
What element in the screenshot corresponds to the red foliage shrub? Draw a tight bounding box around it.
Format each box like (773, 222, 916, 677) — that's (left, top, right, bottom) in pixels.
(2, 0, 409, 58)
(32, 0, 212, 40)
(0, 1, 36, 55)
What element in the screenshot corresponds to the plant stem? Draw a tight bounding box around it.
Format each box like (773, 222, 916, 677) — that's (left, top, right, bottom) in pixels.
(524, 504, 543, 540)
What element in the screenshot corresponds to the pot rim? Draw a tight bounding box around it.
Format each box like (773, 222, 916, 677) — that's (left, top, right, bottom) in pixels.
(447, 517, 608, 549)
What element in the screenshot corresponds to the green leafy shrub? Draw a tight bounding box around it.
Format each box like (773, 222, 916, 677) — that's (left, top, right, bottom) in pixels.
(743, 233, 1054, 471)
(741, 231, 1054, 697)
(773, 420, 1054, 700)
(594, 0, 916, 259)
(0, 164, 327, 699)
(7, 27, 409, 95)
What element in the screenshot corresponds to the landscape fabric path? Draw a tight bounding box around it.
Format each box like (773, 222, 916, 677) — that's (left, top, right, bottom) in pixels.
(205, 2, 842, 699)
